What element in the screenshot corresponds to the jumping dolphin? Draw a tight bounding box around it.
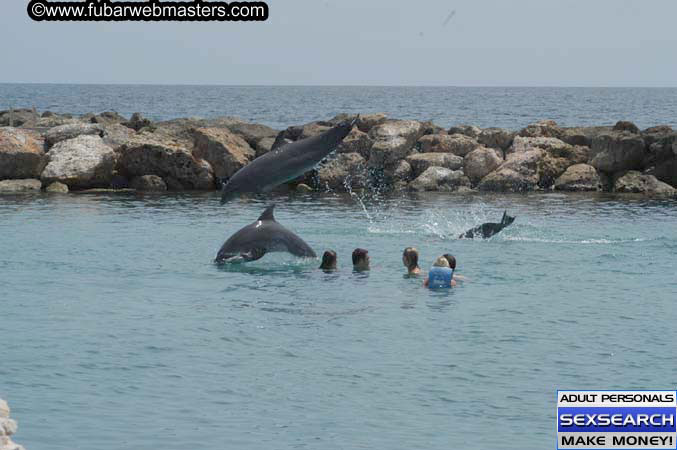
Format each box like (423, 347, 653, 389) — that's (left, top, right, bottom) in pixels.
(220, 117, 357, 203)
(459, 211, 515, 239)
(215, 205, 316, 263)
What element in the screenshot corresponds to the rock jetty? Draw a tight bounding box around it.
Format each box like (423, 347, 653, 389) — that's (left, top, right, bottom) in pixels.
(0, 109, 675, 197)
(0, 399, 25, 450)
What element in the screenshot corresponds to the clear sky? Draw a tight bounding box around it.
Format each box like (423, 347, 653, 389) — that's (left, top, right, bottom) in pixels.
(2, 0, 677, 86)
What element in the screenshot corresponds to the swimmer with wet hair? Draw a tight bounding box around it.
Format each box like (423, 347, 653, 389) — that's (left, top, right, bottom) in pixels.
(443, 253, 468, 282)
(403, 247, 421, 276)
(442, 253, 456, 269)
(319, 250, 337, 271)
(423, 256, 456, 289)
(352, 248, 370, 271)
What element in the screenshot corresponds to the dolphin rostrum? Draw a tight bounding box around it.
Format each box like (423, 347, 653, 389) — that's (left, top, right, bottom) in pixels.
(220, 117, 357, 203)
(459, 211, 516, 239)
(215, 204, 316, 263)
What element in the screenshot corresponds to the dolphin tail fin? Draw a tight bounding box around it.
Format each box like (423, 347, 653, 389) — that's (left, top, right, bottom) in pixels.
(258, 204, 276, 221)
(501, 210, 516, 226)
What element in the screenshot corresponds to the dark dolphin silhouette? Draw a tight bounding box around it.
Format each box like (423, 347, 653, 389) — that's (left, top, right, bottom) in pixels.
(459, 211, 516, 239)
(220, 117, 357, 203)
(215, 205, 316, 263)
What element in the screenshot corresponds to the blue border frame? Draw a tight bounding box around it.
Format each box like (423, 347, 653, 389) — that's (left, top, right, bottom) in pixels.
(556, 390, 677, 450)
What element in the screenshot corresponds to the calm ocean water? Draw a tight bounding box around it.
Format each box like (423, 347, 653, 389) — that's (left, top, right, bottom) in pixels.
(1, 84, 677, 129)
(1, 192, 676, 449)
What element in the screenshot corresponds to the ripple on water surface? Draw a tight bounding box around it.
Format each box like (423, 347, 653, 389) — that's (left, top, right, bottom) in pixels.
(1, 191, 676, 450)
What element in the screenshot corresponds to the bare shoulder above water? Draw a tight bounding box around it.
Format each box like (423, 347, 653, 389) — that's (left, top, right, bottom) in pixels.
(1, 108, 675, 198)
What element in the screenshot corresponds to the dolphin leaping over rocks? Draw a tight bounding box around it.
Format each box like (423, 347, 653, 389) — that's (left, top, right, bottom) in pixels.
(215, 204, 316, 263)
(220, 117, 357, 203)
(459, 211, 516, 239)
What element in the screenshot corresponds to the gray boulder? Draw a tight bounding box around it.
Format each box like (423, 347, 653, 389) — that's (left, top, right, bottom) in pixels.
(406, 152, 463, 177)
(550, 144, 590, 164)
(41, 135, 116, 189)
(417, 133, 478, 156)
(144, 117, 210, 149)
(130, 175, 167, 191)
(123, 112, 152, 131)
(478, 149, 544, 192)
(641, 125, 673, 148)
(102, 123, 135, 151)
(644, 125, 673, 134)
(508, 136, 572, 156)
(225, 121, 278, 148)
(613, 120, 640, 134)
(356, 113, 388, 133)
(368, 120, 423, 168)
(507, 136, 584, 188)
(0, 127, 46, 179)
(518, 120, 564, 139)
(389, 160, 413, 190)
(419, 120, 446, 135)
(614, 171, 676, 195)
(561, 126, 612, 147)
(0, 108, 36, 127)
(45, 123, 104, 148)
(409, 167, 471, 192)
(554, 164, 603, 191)
(463, 146, 503, 184)
(254, 137, 276, 157)
(590, 131, 646, 173)
(193, 127, 255, 179)
(274, 121, 330, 144)
(46, 181, 69, 193)
(35, 115, 79, 128)
(508, 135, 592, 188)
(478, 127, 515, 150)
(642, 133, 677, 187)
(143, 116, 253, 150)
(448, 124, 481, 138)
(90, 111, 127, 126)
(117, 132, 214, 190)
(0, 179, 42, 193)
(316, 153, 367, 190)
(336, 127, 373, 159)
(537, 153, 575, 189)
(297, 122, 331, 140)
(0, 398, 25, 450)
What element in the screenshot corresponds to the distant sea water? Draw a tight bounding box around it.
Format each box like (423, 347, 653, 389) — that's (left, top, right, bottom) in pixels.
(1, 84, 677, 130)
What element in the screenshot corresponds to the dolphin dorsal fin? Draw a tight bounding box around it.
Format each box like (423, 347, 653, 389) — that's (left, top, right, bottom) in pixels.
(258, 205, 276, 221)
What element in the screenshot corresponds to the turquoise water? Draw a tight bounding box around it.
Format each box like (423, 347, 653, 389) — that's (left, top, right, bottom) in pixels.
(1, 192, 677, 449)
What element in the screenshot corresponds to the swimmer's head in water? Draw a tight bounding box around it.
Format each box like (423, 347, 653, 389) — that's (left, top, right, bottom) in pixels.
(352, 248, 370, 270)
(402, 247, 419, 270)
(443, 254, 456, 269)
(320, 250, 337, 270)
(433, 256, 450, 268)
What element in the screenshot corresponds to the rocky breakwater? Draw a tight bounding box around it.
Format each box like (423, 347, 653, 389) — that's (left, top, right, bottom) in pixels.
(0, 109, 675, 197)
(0, 399, 25, 450)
